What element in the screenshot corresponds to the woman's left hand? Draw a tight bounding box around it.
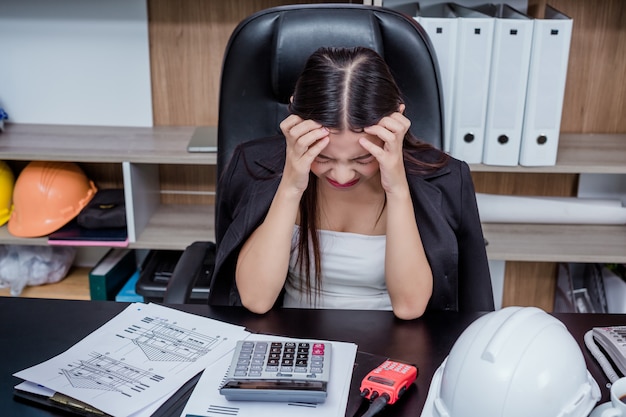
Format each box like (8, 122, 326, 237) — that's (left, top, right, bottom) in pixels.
(359, 104, 411, 195)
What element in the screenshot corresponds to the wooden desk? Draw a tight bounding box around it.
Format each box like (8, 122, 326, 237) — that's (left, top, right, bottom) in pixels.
(0, 297, 621, 416)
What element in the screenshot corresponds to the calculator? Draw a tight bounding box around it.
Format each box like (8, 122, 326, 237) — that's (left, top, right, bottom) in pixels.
(219, 339, 332, 403)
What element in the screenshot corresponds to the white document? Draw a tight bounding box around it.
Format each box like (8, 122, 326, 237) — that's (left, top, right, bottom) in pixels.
(480, 4, 534, 166)
(476, 193, 626, 224)
(415, 3, 458, 154)
(180, 334, 358, 417)
(519, 5, 573, 166)
(14, 303, 250, 417)
(448, 3, 494, 164)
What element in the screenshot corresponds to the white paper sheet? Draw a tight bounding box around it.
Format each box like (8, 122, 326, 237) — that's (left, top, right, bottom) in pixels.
(476, 193, 626, 224)
(180, 334, 358, 417)
(14, 303, 250, 417)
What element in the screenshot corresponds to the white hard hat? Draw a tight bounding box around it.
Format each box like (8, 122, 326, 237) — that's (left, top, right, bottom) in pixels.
(423, 306, 600, 417)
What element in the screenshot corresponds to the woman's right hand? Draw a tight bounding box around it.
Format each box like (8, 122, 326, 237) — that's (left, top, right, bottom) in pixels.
(279, 115, 330, 193)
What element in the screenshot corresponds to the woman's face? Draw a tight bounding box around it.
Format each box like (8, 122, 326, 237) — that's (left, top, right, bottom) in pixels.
(310, 129, 383, 192)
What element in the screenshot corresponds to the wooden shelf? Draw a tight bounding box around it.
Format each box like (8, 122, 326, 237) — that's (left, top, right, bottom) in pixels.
(0, 205, 213, 251)
(483, 223, 626, 263)
(0, 123, 216, 165)
(130, 204, 214, 250)
(0, 227, 48, 246)
(0, 267, 91, 300)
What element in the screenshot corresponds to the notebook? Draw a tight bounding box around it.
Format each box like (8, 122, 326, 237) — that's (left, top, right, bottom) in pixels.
(187, 126, 218, 152)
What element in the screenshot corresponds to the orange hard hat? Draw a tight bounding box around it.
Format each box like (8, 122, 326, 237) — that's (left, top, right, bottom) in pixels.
(8, 161, 98, 238)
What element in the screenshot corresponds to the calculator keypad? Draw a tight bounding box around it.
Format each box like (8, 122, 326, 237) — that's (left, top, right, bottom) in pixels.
(234, 340, 328, 379)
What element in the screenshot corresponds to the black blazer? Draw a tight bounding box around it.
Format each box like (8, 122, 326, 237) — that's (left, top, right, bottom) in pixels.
(209, 135, 494, 312)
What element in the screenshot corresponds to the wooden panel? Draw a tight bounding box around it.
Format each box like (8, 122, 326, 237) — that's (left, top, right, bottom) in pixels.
(81, 163, 125, 190)
(159, 164, 216, 205)
(148, 0, 346, 126)
(502, 262, 558, 311)
(471, 172, 578, 196)
(528, 0, 626, 133)
(0, 267, 91, 300)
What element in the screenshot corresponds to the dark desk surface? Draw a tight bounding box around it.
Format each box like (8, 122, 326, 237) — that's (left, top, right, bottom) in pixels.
(0, 297, 622, 417)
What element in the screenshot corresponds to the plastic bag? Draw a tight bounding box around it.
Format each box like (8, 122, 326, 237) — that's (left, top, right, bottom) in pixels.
(0, 245, 76, 296)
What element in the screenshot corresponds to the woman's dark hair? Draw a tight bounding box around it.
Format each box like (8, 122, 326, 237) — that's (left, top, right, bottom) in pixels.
(288, 46, 448, 304)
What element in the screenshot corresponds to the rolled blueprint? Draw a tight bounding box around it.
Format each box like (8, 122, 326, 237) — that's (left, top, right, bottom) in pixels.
(476, 193, 626, 224)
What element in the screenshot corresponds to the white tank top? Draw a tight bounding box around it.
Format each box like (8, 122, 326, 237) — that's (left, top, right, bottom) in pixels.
(284, 226, 391, 310)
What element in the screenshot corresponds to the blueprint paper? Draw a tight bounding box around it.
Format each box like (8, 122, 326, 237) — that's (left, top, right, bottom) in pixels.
(180, 334, 358, 417)
(14, 303, 250, 417)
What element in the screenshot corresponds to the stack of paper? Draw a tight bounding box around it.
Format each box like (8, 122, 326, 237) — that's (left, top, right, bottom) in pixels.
(14, 303, 251, 416)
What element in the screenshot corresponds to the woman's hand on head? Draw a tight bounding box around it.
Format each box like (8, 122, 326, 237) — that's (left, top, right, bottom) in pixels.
(279, 115, 330, 194)
(359, 105, 411, 194)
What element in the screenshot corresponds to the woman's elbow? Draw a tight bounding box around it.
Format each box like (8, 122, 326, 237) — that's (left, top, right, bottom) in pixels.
(392, 302, 427, 320)
(239, 292, 274, 315)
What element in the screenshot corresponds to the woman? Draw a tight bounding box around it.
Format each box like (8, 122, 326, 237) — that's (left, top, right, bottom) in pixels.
(210, 46, 493, 319)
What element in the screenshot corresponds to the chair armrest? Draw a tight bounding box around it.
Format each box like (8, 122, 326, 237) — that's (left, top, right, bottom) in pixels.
(163, 241, 215, 304)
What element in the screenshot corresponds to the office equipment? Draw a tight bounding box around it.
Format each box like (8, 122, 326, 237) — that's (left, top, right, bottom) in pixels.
(140, 243, 215, 304)
(415, 3, 458, 153)
(219, 339, 332, 403)
(47, 219, 128, 247)
(590, 326, 626, 377)
(360, 359, 418, 405)
(88, 248, 136, 300)
(187, 126, 218, 152)
(519, 5, 573, 166)
(447, 3, 494, 164)
(114, 269, 143, 302)
(479, 4, 533, 166)
(184, 334, 357, 417)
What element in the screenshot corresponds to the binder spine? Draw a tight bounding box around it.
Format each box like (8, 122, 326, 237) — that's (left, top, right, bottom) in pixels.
(519, 8, 573, 166)
(449, 16, 494, 163)
(483, 17, 534, 166)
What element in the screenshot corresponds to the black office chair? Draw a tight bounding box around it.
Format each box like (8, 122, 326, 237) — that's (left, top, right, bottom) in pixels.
(163, 4, 491, 311)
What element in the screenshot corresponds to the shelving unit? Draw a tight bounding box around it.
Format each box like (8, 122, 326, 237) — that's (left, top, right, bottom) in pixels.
(2, 125, 623, 261)
(0, 123, 216, 251)
(470, 133, 626, 263)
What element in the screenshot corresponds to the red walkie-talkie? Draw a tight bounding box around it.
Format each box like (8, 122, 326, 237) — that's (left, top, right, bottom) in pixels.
(360, 359, 418, 412)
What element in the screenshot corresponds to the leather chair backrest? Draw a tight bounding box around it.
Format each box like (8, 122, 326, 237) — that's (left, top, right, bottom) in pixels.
(217, 4, 444, 179)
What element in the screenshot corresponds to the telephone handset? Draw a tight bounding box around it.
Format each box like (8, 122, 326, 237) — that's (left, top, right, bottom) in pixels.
(586, 326, 626, 383)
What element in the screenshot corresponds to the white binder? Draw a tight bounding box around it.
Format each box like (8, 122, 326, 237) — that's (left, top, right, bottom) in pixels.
(519, 5, 573, 166)
(415, 3, 458, 154)
(480, 4, 533, 166)
(447, 3, 494, 164)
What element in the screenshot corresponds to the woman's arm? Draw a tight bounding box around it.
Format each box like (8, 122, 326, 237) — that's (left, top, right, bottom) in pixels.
(384, 187, 433, 319)
(360, 108, 433, 319)
(235, 116, 329, 314)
